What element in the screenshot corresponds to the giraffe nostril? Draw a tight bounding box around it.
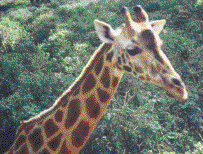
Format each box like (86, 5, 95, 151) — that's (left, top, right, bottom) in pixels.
(172, 78, 183, 87)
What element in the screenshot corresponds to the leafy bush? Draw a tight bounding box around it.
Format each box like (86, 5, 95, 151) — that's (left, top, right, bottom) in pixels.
(9, 8, 33, 23)
(56, 6, 76, 21)
(0, 53, 24, 80)
(26, 11, 56, 44)
(145, 2, 161, 12)
(161, 30, 196, 70)
(63, 43, 91, 75)
(0, 79, 13, 100)
(186, 20, 203, 47)
(14, 36, 37, 53)
(0, 0, 30, 12)
(169, 5, 193, 29)
(86, 31, 100, 47)
(0, 17, 28, 51)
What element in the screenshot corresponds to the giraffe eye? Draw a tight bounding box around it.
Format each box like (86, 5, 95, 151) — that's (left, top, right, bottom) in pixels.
(126, 47, 142, 56)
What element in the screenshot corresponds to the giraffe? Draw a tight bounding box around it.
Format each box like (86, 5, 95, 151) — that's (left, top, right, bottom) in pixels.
(5, 6, 188, 154)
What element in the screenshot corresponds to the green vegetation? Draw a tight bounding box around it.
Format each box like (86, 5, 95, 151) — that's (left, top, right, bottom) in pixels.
(0, 0, 202, 153)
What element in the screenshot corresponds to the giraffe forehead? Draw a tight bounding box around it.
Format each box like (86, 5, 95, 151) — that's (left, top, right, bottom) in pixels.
(129, 25, 164, 60)
(132, 20, 151, 32)
(118, 21, 160, 47)
(116, 27, 165, 65)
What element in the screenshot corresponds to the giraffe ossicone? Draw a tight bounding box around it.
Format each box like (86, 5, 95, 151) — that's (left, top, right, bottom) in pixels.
(5, 5, 187, 154)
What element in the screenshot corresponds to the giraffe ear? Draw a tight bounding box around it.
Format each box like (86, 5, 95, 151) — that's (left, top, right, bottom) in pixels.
(150, 19, 166, 34)
(94, 19, 116, 43)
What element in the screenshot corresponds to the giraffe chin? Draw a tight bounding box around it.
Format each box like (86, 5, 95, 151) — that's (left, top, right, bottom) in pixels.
(166, 89, 188, 101)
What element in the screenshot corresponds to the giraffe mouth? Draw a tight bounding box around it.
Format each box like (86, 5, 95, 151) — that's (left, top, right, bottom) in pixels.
(165, 88, 188, 101)
(166, 89, 176, 98)
(160, 75, 187, 101)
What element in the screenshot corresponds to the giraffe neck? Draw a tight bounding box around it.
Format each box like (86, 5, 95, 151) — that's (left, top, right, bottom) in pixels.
(7, 43, 124, 154)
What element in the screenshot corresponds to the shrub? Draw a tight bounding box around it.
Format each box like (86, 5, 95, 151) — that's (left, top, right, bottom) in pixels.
(161, 30, 196, 70)
(0, 79, 13, 100)
(9, 8, 33, 23)
(56, 6, 75, 21)
(0, 17, 28, 51)
(86, 31, 100, 47)
(145, 2, 161, 12)
(38, 28, 77, 61)
(0, 53, 24, 80)
(186, 20, 203, 47)
(15, 36, 37, 53)
(27, 11, 56, 44)
(63, 43, 91, 75)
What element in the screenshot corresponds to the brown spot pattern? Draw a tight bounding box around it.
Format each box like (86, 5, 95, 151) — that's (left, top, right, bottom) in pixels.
(169, 84, 174, 88)
(123, 65, 132, 72)
(112, 77, 119, 87)
(162, 69, 167, 74)
(5, 41, 114, 154)
(156, 63, 162, 73)
(122, 54, 126, 63)
(151, 64, 159, 76)
(139, 76, 145, 80)
(146, 74, 151, 81)
(116, 63, 122, 70)
(161, 76, 168, 86)
(141, 30, 156, 50)
(14, 135, 26, 150)
(134, 65, 144, 73)
(16, 124, 24, 137)
(117, 57, 121, 65)
(59, 140, 71, 154)
(100, 67, 110, 88)
(24, 122, 35, 135)
(65, 99, 81, 129)
(48, 133, 62, 151)
(17, 121, 34, 136)
(39, 148, 50, 154)
(70, 82, 81, 97)
(86, 95, 100, 118)
(82, 73, 96, 94)
(8, 147, 13, 154)
(141, 30, 164, 64)
(16, 144, 29, 154)
(28, 128, 43, 152)
(126, 53, 130, 59)
(55, 110, 63, 122)
(73, 87, 80, 96)
(72, 120, 90, 147)
(44, 119, 59, 138)
(129, 62, 133, 67)
(106, 52, 114, 62)
(95, 56, 103, 75)
(97, 88, 110, 103)
(133, 71, 137, 76)
(60, 94, 70, 108)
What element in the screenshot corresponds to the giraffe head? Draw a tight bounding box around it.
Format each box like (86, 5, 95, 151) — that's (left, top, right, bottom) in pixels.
(94, 5, 188, 100)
